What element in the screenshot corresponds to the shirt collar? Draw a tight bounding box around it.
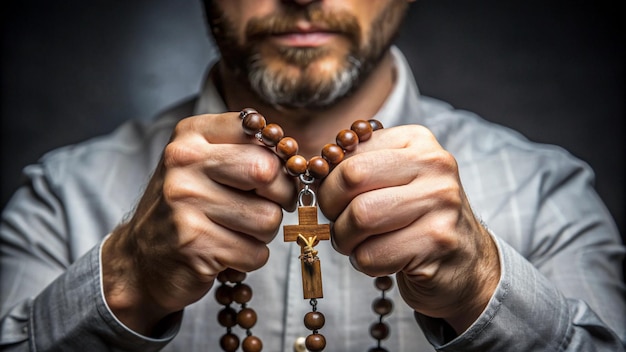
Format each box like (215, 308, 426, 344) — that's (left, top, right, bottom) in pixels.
(193, 46, 423, 126)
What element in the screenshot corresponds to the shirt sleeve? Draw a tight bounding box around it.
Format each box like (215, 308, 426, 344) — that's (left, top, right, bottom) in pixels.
(415, 236, 625, 351)
(0, 164, 180, 351)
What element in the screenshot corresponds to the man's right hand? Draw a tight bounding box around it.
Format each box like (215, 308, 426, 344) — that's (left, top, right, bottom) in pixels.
(101, 112, 297, 336)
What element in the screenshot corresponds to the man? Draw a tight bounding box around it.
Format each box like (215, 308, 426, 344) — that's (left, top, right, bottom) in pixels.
(1, 0, 624, 351)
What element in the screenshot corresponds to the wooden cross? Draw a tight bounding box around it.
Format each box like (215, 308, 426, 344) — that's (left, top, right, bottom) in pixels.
(283, 206, 330, 299)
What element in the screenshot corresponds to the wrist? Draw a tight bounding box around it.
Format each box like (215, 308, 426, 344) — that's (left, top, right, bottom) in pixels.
(445, 229, 501, 334)
(102, 224, 173, 336)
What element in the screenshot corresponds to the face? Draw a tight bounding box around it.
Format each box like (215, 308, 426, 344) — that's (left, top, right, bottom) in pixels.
(204, 0, 410, 109)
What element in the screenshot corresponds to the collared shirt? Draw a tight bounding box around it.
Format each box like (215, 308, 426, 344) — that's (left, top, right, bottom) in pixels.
(1, 47, 624, 351)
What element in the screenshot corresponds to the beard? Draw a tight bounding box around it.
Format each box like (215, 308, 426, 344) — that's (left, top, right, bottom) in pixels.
(205, 2, 407, 109)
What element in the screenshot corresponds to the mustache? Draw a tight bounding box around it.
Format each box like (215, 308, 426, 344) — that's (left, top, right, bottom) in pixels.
(245, 6, 361, 46)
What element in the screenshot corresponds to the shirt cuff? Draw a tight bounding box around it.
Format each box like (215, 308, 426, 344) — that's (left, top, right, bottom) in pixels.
(415, 234, 571, 351)
(30, 236, 181, 351)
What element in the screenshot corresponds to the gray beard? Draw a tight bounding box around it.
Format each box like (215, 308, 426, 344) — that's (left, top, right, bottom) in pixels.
(247, 54, 363, 109)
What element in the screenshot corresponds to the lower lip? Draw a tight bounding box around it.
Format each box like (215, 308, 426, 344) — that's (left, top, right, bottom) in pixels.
(272, 32, 335, 47)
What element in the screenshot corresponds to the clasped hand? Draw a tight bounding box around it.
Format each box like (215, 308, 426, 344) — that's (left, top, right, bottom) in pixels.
(102, 112, 500, 336)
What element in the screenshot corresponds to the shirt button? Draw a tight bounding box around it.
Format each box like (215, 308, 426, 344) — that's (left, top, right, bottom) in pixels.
(293, 336, 308, 352)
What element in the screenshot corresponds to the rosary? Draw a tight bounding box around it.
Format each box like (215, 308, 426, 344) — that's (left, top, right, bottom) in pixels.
(215, 109, 395, 352)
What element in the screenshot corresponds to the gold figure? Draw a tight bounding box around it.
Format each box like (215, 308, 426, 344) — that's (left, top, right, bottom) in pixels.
(297, 234, 319, 265)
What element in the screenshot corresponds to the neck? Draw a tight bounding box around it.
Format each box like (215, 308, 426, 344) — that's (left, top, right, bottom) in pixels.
(216, 51, 396, 157)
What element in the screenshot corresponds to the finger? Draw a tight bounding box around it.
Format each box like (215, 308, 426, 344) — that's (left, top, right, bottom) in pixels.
(165, 113, 298, 211)
(164, 167, 284, 243)
(202, 143, 298, 211)
(330, 172, 460, 255)
(172, 207, 271, 276)
(319, 125, 448, 220)
(344, 206, 462, 278)
(173, 112, 258, 144)
(319, 147, 420, 220)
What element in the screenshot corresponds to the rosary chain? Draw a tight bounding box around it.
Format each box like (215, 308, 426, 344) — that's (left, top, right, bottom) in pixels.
(212, 108, 388, 352)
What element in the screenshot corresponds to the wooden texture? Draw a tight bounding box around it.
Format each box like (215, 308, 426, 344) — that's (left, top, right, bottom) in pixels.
(284, 206, 330, 299)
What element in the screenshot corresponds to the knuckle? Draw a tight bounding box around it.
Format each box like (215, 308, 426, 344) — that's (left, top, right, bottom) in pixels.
(432, 179, 463, 209)
(424, 149, 458, 173)
(426, 215, 460, 254)
(351, 248, 377, 275)
(163, 140, 201, 168)
(254, 204, 283, 238)
(161, 171, 202, 205)
(339, 157, 369, 188)
(348, 196, 378, 233)
(246, 152, 282, 186)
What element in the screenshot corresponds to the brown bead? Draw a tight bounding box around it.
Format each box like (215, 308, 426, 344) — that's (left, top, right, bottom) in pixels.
(285, 155, 307, 177)
(242, 335, 263, 352)
(217, 307, 238, 328)
(303, 311, 325, 330)
(240, 108, 257, 119)
(261, 123, 284, 147)
(216, 270, 229, 283)
(242, 112, 266, 135)
(351, 120, 373, 142)
(370, 322, 390, 340)
(372, 297, 393, 316)
(232, 283, 253, 304)
(220, 268, 246, 283)
(374, 276, 393, 291)
(276, 137, 299, 160)
(305, 333, 326, 352)
(237, 307, 257, 329)
(220, 333, 240, 352)
(368, 119, 384, 131)
(307, 156, 330, 179)
(321, 143, 344, 165)
(336, 129, 359, 152)
(214, 284, 233, 305)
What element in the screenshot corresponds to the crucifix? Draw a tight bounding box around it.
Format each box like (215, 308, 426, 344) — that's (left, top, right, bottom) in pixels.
(283, 205, 330, 299)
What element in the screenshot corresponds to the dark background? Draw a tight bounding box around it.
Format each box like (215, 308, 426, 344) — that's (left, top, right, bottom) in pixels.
(2, 1, 624, 239)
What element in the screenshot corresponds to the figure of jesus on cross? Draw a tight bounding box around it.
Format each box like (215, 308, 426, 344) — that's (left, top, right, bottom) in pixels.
(283, 206, 330, 299)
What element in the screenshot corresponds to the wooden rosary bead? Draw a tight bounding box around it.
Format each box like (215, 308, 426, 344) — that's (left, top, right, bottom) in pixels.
(351, 119, 373, 142)
(374, 276, 393, 291)
(218, 307, 238, 328)
(286, 155, 308, 177)
(240, 107, 257, 118)
(233, 109, 392, 352)
(369, 322, 390, 340)
(276, 137, 299, 160)
(305, 333, 326, 352)
(219, 268, 246, 283)
(232, 283, 253, 304)
(372, 297, 393, 316)
(321, 143, 344, 165)
(307, 156, 330, 179)
(237, 307, 258, 329)
(242, 335, 263, 352)
(336, 129, 359, 152)
(261, 123, 284, 147)
(242, 112, 266, 136)
(368, 119, 384, 131)
(220, 333, 240, 352)
(303, 311, 325, 330)
(215, 285, 234, 305)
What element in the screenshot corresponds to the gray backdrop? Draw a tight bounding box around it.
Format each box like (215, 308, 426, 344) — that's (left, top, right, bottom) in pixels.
(2, 1, 624, 240)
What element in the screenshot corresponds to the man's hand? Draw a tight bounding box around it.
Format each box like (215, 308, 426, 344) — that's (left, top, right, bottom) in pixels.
(318, 124, 500, 334)
(101, 112, 297, 336)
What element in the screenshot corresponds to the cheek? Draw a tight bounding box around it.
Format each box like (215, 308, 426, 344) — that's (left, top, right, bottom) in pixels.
(212, 1, 277, 44)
